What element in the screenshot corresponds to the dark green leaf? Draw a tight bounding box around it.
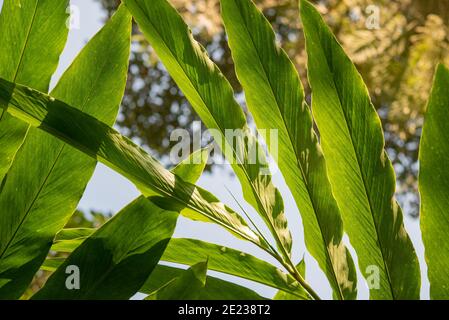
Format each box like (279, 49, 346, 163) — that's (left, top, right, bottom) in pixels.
(145, 261, 208, 300)
(33, 196, 178, 299)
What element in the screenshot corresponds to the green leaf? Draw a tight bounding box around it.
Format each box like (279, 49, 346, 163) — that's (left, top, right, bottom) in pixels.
(161, 238, 309, 299)
(141, 264, 266, 300)
(0, 0, 69, 183)
(274, 260, 306, 300)
(419, 64, 449, 300)
(0, 79, 267, 252)
(122, 0, 292, 261)
(145, 261, 208, 300)
(33, 196, 178, 299)
(0, 6, 131, 299)
(221, 0, 357, 300)
(299, 0, 420, 299)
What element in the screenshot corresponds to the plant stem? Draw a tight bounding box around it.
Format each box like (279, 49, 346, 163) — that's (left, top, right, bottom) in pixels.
(286, 263, 321, 300)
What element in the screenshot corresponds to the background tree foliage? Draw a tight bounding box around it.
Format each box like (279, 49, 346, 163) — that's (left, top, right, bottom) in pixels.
(97, 0, 449, 217)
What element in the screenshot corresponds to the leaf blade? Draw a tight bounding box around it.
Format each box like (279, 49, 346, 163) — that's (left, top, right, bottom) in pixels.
(145, 261, 208, 300)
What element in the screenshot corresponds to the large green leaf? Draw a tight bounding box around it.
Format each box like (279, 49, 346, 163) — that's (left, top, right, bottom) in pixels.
(0, 79, 267, 252)
(122, 0, 292, 262)
(141, 264, 266, 300)
(145, 261, 208, 300)
(44, 236, 307, 299)
(0, 0, 69, 183)
(221, 0, 357, 300)
(419, 64, 449, 300)
(0, 7, 131, 299)
(33, 196, 178, 299)
(299, 0, 420, 299)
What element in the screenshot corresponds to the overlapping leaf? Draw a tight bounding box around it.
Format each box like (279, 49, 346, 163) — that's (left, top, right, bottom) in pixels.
(0, 6, 131, 298)
(300, 0, 420, 299)
(419, 64, 449, 300)
(161, 238, 309, 299)
(0, 79, 267, 251)
(221, 0, 356, 299)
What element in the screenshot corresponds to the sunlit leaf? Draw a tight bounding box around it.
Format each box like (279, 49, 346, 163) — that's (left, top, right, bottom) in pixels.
(300, 0, 420, 299)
